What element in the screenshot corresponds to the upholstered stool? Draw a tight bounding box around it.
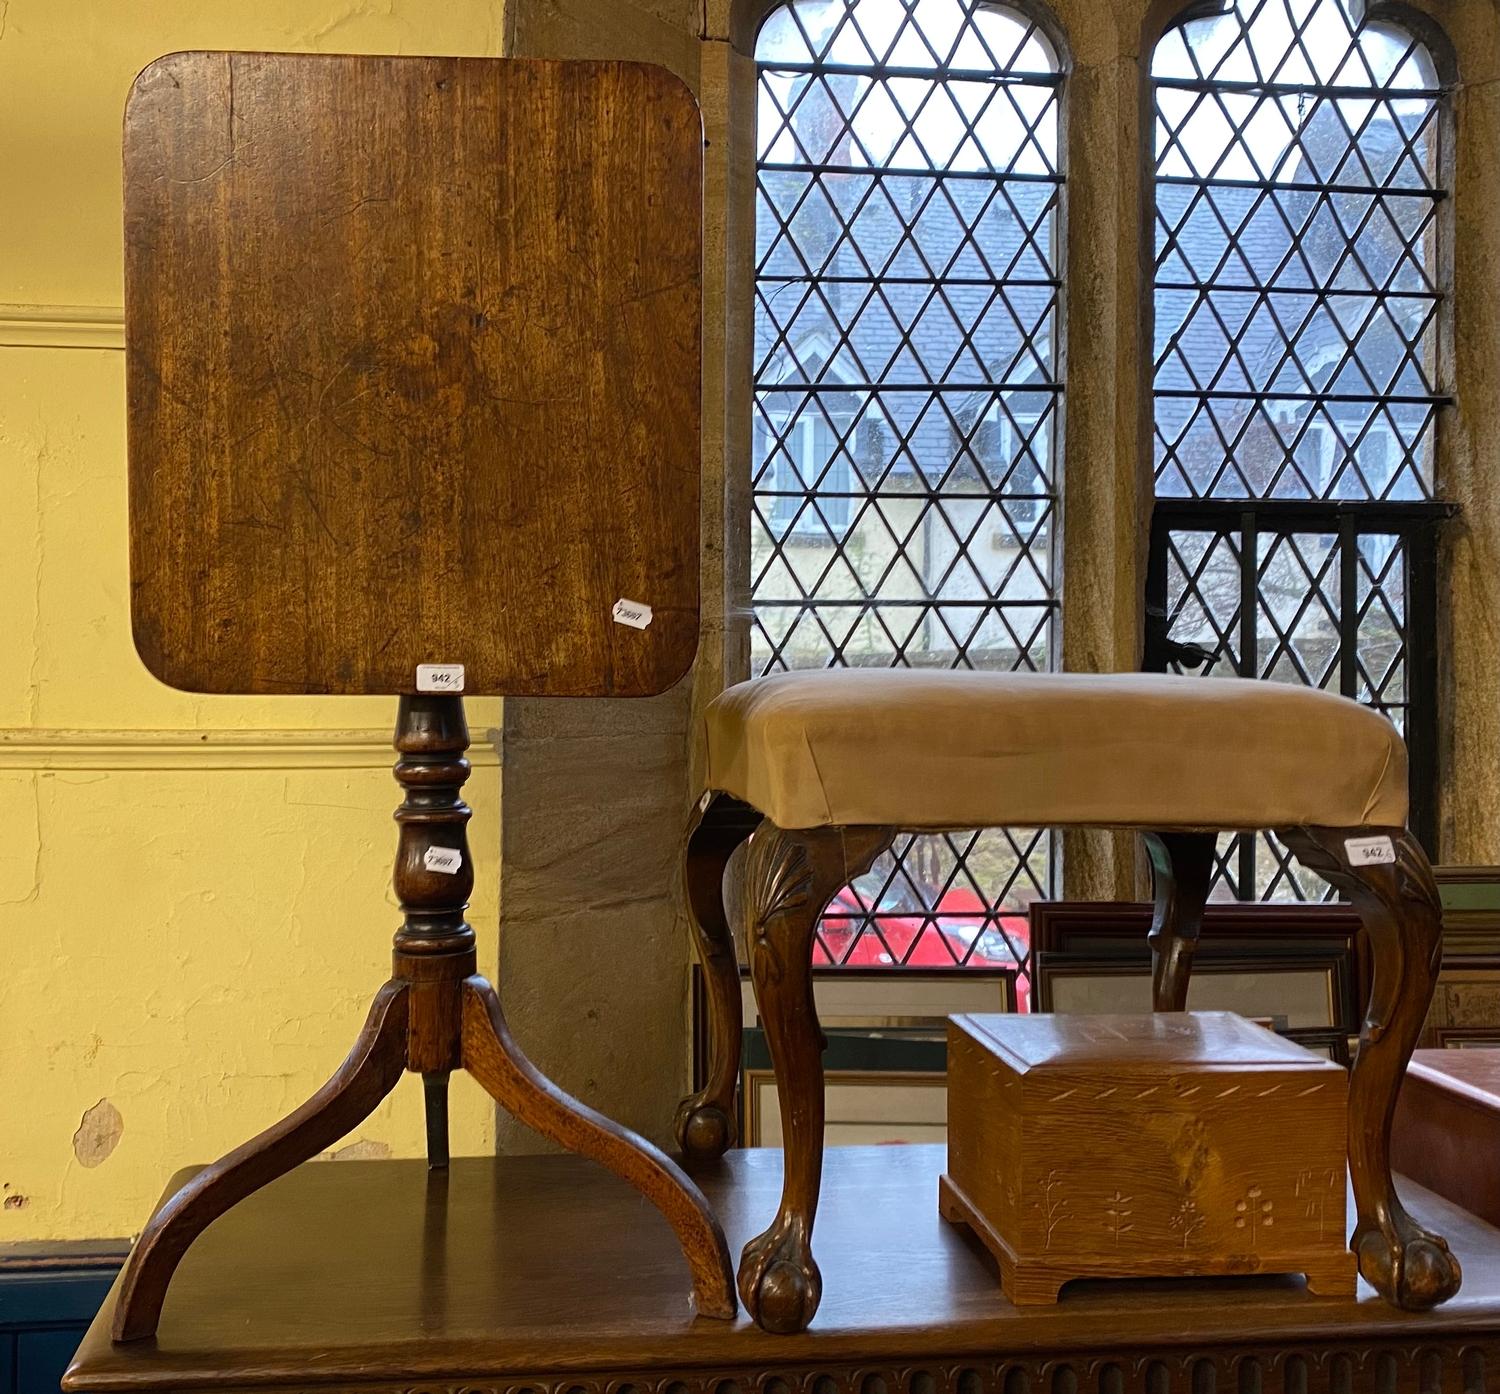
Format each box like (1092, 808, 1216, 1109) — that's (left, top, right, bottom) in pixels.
(674, 670, 1462, 1332)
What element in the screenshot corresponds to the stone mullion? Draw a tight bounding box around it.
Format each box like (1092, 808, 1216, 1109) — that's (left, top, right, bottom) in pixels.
(692, 36, 758, 771)
(1053, 11, 1155, 900)
(1413, 0, 1500, 863)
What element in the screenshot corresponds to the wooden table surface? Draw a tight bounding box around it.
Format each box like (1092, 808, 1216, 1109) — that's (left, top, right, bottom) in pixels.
(123, 53, 703, 698)
(1408, 1046, 1500, 1096)
(1392, 1049, 1500, 1233)
(66, 1146, 1500, 1394)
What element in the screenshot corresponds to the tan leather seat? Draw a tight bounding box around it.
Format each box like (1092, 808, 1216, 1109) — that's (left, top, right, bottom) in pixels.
(701, 669, 1407, 833)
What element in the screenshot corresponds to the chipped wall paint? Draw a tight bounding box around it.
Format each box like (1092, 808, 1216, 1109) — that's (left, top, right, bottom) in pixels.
(73, 1101, 124, 1169)
(0, 0, 506, 1241)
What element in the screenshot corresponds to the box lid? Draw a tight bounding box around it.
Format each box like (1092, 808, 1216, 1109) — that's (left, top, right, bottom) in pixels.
(952, 1010, 1341, 1074)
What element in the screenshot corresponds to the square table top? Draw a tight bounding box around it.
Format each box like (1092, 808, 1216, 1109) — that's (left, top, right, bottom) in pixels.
(124, 53, 702, 697)
(66, 1145, 1500, 1393)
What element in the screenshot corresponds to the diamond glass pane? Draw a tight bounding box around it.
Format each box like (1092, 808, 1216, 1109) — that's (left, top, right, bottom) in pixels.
(1153, 0, 1441, 503)
(754, 0, 1063, 987)
(1151, 0, 1445, 899)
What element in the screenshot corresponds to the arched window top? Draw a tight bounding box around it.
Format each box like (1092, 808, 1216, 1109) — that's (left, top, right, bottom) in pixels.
(1153, 0, 1437, 92)
(756, 0, 1058, 74)
(1153, 0, 1442, 199)
(756, 2, 1061, 178)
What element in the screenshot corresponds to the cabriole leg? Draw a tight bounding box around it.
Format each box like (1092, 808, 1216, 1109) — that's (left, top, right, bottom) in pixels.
(1144, 831, 1217, 1011)
(736, 819, 894, 1334)
(674, 794, 759, 1162)
(1281, 824, 1462, 1311)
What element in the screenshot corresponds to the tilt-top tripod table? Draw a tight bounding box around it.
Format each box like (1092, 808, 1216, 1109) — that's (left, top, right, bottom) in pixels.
(110, 50, 735, 1339)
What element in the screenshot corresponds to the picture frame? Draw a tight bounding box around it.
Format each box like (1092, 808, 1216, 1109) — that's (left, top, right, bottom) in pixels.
(1431, 1026, 1500, 1049)
(1280, 1027, 1354, 1067)
(1033, 950, 1354, 1035)
(1433, 866, 1500, 959)
(1415, 867, 1500, 1042)
(744, 1067, 948, 1147)
(1030, 899, 1364, 957)
(690, 964, 1015, 1080)
(740, 1028, 948, 1147)
(1423, 965, 1500, 1047)
(741, 967, 1018, 1029)
(1028, 900, 1363, 1032)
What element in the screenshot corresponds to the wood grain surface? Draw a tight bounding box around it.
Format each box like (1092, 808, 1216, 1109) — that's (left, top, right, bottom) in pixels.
(64, 1147, 1500, 1392)
(123, 53, 702, 696)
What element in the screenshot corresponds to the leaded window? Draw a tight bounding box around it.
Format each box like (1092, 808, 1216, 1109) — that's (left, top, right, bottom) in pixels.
(752, 0, 1063, 984)
(1148, 0, 1450, 898)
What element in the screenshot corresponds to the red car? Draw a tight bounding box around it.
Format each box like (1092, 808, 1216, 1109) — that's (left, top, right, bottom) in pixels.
(813, 875, 1032, 1010)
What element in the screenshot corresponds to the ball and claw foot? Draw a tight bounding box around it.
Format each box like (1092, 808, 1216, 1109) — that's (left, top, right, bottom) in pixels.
(1355, 1208, 1463, 1311)
(739, 1215, 821, 1334)
(674, 1096, 734, 1163)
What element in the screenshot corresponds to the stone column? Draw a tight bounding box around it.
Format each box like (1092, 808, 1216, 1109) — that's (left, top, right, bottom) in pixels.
(1052, 0, 1159, 898)
(1413, 0, 1500, 862)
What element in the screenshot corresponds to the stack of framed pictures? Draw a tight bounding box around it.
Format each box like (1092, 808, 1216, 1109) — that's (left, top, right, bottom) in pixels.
(1425, 867, 1500, 1047)
(691, 871, 1500, 1146)
(741, 1031, 948, 1147)
(1030, 901, 1364, 1066)
(692, 968, 1015, 1146)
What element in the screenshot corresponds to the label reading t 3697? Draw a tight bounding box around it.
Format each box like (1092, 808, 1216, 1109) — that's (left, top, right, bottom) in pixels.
(612, 598, 653, 630)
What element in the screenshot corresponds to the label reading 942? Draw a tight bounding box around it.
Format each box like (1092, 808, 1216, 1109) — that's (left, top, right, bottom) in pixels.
(1344, 835, 1396, 866)
(416, 663, 465, 693)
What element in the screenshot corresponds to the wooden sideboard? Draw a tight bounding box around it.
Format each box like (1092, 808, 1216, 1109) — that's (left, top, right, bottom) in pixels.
(66, 1147, 1500, 1394)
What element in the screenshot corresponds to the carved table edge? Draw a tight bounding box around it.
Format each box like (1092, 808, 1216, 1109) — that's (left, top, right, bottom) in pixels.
(66, 1337, 1500, 1394)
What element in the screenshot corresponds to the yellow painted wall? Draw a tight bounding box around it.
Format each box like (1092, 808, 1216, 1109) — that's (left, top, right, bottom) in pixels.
(1, 1, 506, 1240)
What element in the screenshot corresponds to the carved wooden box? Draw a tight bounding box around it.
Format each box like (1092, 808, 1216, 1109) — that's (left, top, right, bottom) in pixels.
(940, 1011, 1355, 1304)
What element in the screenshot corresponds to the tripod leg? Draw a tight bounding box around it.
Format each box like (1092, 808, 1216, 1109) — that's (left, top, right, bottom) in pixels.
(111, 981, 411, 1342)
(460, 976, 736, 1320)
(423, 1072, 451, 1169)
